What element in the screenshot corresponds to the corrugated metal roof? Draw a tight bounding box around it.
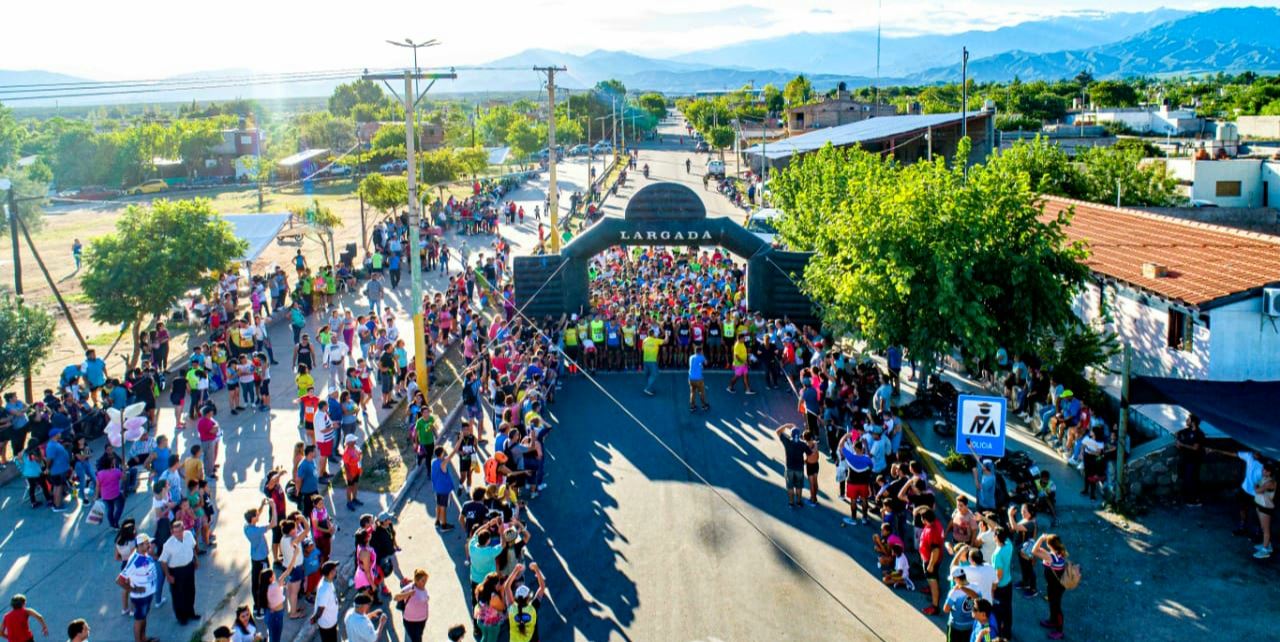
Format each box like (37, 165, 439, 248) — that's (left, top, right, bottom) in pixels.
(743, 113, 971, 160)
(1042, 195, 1280, 307)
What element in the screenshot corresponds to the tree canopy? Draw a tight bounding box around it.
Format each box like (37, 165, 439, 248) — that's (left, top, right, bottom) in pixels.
(994, 136, 1181, 206)
(81, 199, 247, 365)
(0, 296, 55, 394)
(784, 74, 815, 108)
(771, 140, 1090, 373)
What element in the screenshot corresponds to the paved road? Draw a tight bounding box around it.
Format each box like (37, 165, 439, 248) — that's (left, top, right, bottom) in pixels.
(595, 114, 748, 222)
(0, 177, 554, 642)
(383, 371, 943, 642)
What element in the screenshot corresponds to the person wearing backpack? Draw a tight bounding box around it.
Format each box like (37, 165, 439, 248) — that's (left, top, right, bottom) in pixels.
(1030, 533, 1076, 640)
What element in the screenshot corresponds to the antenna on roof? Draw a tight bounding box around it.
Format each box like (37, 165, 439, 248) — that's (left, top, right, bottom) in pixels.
(875, 0, 882, 106)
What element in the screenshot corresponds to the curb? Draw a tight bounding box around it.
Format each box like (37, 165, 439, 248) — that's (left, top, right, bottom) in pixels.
(901, 418, 962, 513)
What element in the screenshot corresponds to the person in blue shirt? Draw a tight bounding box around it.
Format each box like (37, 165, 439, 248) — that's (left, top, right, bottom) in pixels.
(886, 345, 903, 394)
(944, 568, 980, 642)
(81, 350, 108, 405)
(45, 435, 72, 511)
(970, 598, 998, 642)
(297, 446, 320, 515)
(430, 447, 455, 531)
(107, 380, 128, 411)
(244, 500, 275, 617)
(687, 346, 709, 412)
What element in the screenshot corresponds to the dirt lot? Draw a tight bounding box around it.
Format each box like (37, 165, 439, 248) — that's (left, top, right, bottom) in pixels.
(0, 179, 472, 393)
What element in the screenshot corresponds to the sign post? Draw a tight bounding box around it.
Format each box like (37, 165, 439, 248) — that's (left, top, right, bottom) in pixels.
(956, 394, 1008, 458)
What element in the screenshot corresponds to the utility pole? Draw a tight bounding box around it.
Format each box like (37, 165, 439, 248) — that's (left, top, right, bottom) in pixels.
(961, 47, 969, 140)
(2, 182, 32, 402)
(1115, 344, 1132, 503)
(612, 97, 618, 152)
(534, 66, 567, 252)
(364, 62, 456, 398)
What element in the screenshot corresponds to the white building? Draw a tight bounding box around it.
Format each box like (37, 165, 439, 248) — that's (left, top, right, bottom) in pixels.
(1071, 105, 1202, 135)
(1042, 195, 1280, 434)
(1164, 157, 1280, 208)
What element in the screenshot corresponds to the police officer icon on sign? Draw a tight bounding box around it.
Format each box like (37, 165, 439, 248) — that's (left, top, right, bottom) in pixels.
(956, 394, 1007, 458)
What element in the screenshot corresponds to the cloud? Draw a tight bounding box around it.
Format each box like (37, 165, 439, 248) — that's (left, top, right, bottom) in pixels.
(810, 7, 833, 14)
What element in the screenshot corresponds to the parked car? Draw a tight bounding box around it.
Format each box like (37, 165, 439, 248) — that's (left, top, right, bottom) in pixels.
(379, 159, 408, 173)
(568, 144, 590, 156)
(126, 179, 169, 196)
(705, 159, 725, 178)
(695, 141, 710, 153)
(745, 208, 782, 246)
(591, 142, 613, 154)
(325, 164, 353, 176)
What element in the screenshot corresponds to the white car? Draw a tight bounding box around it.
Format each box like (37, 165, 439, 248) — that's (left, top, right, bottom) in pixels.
(745, 208, 782, 245)
(591, 142, 613, 154)
(705, 159, 725, 178)
(379, 159, 408, 172)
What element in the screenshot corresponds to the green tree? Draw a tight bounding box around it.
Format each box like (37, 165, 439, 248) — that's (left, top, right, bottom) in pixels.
(358, 173, 408, 219)
(174, 119, 225, 178)
(454, 146, 489, 178)
(637, 93, 667, 120)
(707, 125, 735, 161)
(506, 119, 540, 164)
(784, 74, 814, 108)
(771, 141, 1089, 381)
(1089, 80, 1139, 108)
(0, 103, 21, 169)
(329, 79, 388, 118)
(762, 84, 785, 116)
(81, 199, 247, 366)
(989, 136, 1078, 197)
(594, 79, 627, 98)
(0, 170, 50, 235)
(371, 123, 407, 150)
(289, 198, 343, 265)
(419, 148, 459, 198)
(1076, 145, 1180, 206)
(296, 112, 356, 151)
(0, 296, 55, 393)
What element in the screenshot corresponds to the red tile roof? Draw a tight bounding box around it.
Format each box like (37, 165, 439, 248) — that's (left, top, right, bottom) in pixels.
(1040, 195, 1280, 308)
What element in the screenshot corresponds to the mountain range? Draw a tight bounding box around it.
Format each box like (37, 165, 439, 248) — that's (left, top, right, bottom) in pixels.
(5, 6, 1280, 106)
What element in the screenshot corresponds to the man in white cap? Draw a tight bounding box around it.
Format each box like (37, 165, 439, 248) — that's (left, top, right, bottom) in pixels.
(116, 534, 158, 642)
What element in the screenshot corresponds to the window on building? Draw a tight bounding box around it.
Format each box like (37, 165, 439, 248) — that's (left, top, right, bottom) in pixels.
(1215, 180, 1242, 197)
(1167, 309, 1192, 351)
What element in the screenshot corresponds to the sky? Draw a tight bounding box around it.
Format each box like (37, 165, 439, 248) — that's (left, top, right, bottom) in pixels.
(4, 0, 1277, 79)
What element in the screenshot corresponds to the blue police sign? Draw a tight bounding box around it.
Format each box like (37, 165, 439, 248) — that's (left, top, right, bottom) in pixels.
(955, 394, 1007, 458)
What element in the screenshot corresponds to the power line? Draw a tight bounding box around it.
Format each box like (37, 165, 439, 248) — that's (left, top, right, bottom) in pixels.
(0, 71, 373, 102)
(0, 68, 386, 92)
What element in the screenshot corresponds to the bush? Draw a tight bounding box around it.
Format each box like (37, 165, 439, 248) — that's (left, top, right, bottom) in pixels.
(943, 447, 969, 472)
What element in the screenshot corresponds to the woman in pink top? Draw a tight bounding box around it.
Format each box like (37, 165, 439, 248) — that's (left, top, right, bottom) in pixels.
(393, 568, 430, 642)
(96, 459, 126, 528)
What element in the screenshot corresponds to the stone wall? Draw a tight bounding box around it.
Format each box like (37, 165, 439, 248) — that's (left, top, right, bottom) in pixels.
(1124, 436, 1240, 502)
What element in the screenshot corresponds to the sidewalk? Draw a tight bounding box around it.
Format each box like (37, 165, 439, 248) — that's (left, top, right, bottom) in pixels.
(895, 365, 1097, 513)
(0, 179, 553, 642)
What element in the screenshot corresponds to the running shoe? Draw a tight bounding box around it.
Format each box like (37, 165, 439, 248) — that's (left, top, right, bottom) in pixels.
(921, 606, 939, 616)
(842, 517, 857, 526)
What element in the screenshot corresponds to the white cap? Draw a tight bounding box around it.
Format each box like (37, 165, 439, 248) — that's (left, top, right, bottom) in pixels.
(514, 585, 532, 599)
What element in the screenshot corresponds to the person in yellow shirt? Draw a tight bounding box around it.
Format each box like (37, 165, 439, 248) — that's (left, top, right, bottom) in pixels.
(641, 329, 664, 396)
(727, 335, 755, 395)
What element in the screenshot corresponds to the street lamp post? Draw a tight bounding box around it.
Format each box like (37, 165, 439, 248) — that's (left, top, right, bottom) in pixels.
(372, 39, 450, 399)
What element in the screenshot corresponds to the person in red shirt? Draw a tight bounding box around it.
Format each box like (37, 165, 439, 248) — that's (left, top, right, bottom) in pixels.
(296, 392, 321, 445)
(1, 594, 48, 642)
(918, 507, 946, 615)
(342, 434, 364, 511)
(196, 406, 221, 480)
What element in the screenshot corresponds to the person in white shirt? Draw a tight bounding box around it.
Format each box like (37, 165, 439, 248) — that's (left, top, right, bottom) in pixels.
(279, 520, 305, 618)
(961, 549, 997, 603)
(343, 594, 387, 642)
(310, 562, 341, 642)
(116, 534, 157, 642)
(158, 521, 201, 624)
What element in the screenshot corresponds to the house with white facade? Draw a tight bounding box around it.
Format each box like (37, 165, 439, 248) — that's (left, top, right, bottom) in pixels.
(1071, 105, 1203, 135)
(1164, 157, 1280, 208)
(1041, 195, 1280, 435)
